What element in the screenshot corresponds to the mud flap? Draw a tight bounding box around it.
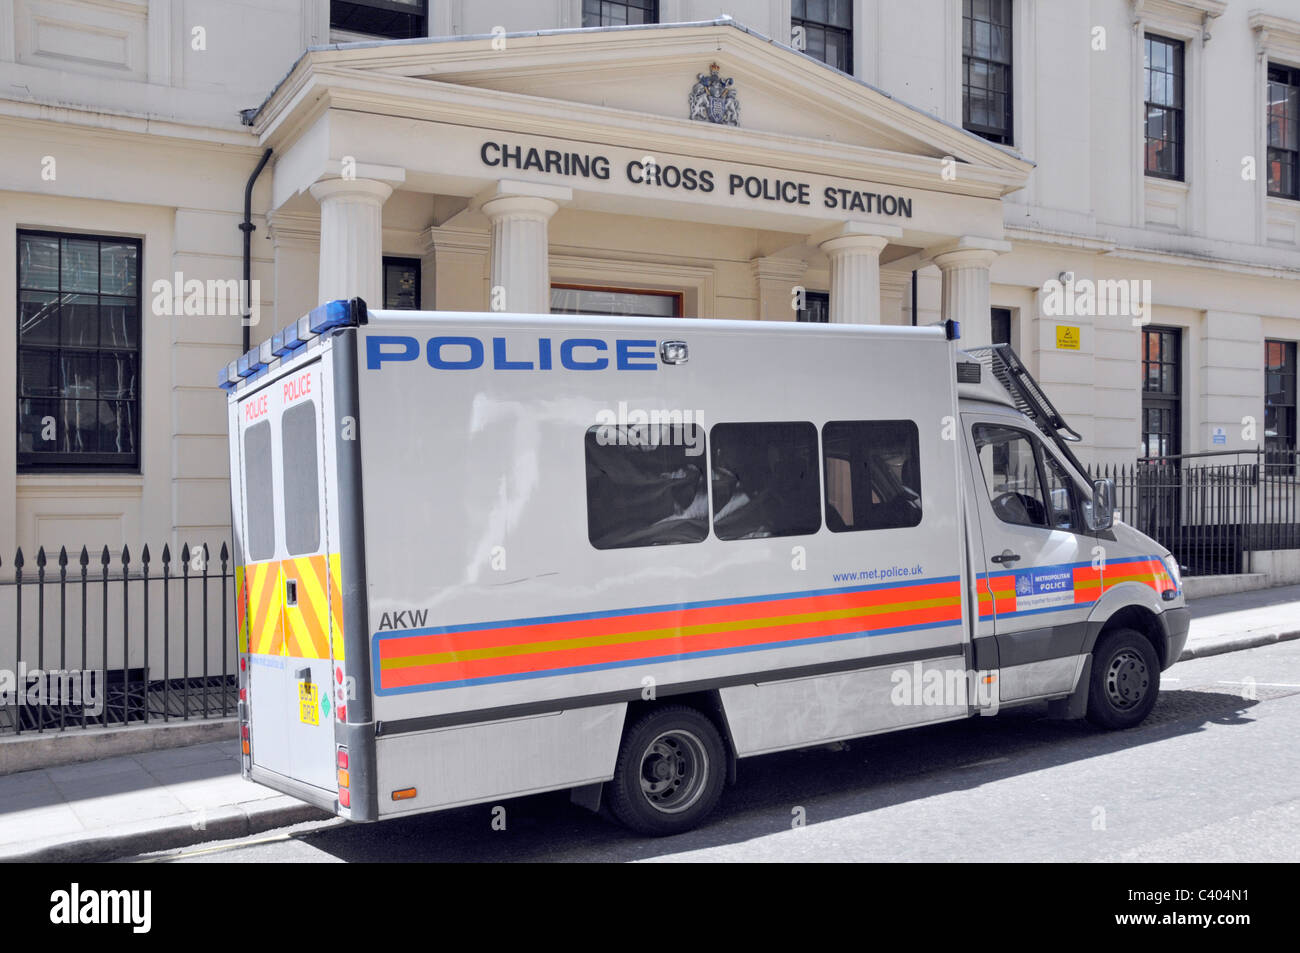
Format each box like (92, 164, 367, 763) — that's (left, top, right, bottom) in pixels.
(1047, 655, 1091, 720)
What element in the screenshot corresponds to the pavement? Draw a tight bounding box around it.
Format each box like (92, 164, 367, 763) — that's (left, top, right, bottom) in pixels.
(1, 583, 1298, 863)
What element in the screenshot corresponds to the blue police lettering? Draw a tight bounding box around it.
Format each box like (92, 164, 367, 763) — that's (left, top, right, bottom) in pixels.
(366, 335, 419, 369)
(428, 336, 484, 369)
(617, 339, 657, 370)
(560, 339, 608, 370)
(365, 335, 662, 371)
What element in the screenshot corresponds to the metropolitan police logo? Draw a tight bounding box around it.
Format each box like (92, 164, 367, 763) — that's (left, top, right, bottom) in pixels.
(689, 63, 740, 126)
(1015, 573, 1033, 596)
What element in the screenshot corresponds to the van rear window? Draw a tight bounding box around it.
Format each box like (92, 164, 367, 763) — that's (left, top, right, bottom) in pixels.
(243, 420, 275, 561)
(584, 424, 708, 550)
(281, 401, 321, 555)
(711, 422, 821, 540)
(822, 420, 923, 532)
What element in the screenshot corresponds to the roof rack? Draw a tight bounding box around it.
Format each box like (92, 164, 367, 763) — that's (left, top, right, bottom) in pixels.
(964, 344, 1091, 480)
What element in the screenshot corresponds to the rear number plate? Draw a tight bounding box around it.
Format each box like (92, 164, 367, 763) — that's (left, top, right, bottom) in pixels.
(299, 683, 319, 725)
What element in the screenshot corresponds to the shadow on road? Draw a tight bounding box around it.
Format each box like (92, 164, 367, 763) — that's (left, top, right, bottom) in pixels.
(276, 684, 1268, 863)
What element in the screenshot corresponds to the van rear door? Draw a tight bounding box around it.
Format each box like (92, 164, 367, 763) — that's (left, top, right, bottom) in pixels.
(237, 360, 338, 796)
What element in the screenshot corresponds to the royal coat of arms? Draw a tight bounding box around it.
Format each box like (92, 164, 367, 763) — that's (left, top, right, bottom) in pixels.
(688, 63, 740, 126)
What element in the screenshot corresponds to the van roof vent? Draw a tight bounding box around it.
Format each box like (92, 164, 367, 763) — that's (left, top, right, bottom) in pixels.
(955, 361, 981, 384)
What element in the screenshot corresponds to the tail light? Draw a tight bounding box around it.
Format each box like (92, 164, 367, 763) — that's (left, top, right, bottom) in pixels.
(337, 745, 350, 810)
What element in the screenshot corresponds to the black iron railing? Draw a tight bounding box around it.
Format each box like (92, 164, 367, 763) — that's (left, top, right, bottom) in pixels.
(1090, 447, 1300, 576)
(0, 543, 235, 735)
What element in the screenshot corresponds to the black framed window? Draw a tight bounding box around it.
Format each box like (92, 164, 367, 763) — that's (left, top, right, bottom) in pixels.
(991, 307, 1012, 346)
(331, 0, 426, 40)
(822, 420, 922, 532)
(963, 0, 1013, 145)
(973, 424, 1048, 528)
(1268, 64, 1300, 201)
(584, 423, 707, 550)
(383, 257, 420, 310)
(17, 230, 141, 471)
(1141, 326, 1181, 460)
(582, 0, 657, 27)
(792, 0, 852, 74)
(1266, 340, 1297, 457)
(796, 290, 829, 323)
(711, 422, 821, 540)
(1144, 34, 1185, 180)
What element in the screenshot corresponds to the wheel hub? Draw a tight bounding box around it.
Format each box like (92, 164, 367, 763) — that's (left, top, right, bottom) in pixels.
(1104, 649, 1149, 710)
(638, 730, 709, 815)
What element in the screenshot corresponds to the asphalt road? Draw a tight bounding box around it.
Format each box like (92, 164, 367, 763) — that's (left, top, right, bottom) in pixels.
(135, 641, 1300, 863)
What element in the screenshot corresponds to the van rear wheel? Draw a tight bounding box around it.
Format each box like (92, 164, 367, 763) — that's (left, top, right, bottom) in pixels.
(1086, 627, 1160, 730)
(608, 705, 726, 836)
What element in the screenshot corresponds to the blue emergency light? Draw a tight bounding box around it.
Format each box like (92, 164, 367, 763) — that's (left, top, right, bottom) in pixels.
(217, 298, 366, 390)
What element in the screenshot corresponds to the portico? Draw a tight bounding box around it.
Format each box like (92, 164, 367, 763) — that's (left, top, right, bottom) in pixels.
(251, 21, 1031, 342)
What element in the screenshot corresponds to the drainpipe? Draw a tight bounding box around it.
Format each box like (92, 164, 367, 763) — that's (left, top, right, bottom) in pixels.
(910, 269, 918, 327)
(239, 148, 273, 353)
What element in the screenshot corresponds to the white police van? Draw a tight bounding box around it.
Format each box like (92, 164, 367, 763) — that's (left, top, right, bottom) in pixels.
(220, 299, 1188, 836)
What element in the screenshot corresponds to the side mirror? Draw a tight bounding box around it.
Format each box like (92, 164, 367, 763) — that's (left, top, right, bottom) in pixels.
(1084, 478, 1115, 532)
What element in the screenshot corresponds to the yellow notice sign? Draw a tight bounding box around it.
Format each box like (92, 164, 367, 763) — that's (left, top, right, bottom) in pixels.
(1056, 326, 1081, 350)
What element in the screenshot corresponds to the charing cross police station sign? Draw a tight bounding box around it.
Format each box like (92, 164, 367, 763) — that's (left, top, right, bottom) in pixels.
(479, 140, 916, 218)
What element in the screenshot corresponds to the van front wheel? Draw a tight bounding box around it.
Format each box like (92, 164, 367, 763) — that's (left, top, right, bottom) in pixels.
(608, 706, 726, 836)
(1086, 627, 1160, 730)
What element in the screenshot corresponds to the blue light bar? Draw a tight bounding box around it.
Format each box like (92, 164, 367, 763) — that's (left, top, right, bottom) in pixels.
(273, 322, 307, 356)
(217, 361, 239, 391)
(308, 299, 353, 335)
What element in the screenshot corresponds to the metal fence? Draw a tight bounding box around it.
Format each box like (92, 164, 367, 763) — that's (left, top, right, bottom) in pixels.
(0, 542, 236, 735)
(1091, 447, 1300, 576)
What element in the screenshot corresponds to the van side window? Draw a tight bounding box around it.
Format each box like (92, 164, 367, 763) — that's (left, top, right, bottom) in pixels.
(243, 420, 275, 561)
(584, 423, 708, 550)
(711, 422, 821, 540)
(973, 424, 1049, 528)
(281, 401, 321, 556)
(822, 420, 923, 532)
(1042, 452, 1079, 531)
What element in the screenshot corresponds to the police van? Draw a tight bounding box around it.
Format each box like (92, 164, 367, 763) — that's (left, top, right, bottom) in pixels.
(219, 299, 1188, 836)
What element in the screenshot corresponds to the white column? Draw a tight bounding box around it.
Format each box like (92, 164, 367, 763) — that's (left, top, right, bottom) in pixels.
(480, 181, 571, 314)
(929, 237, 1012, 346)
(309, 178, 393, 306)
(813, 222, 902, 324)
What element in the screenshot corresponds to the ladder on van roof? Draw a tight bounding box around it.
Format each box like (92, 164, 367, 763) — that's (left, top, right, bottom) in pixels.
(963, 344, 1091, 480)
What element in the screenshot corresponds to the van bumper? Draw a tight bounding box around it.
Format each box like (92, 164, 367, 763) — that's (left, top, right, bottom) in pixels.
(1160, 606, 1191, 669)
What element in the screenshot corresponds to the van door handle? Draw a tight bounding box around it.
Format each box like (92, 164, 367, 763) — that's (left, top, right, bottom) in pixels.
(991, 550, 1021, 564)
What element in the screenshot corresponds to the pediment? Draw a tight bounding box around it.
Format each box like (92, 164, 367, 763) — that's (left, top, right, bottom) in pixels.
(305, 20, 1029, 180)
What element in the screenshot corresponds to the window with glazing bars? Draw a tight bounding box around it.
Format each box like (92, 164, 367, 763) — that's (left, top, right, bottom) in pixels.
(1266, 339, 1297, 457)
(330, 0, 426, 40)
(1144, 34, 1184, 180)
(583, 0, 657, 27)
(1141, 326, 1181, 460)
(792, 0, 852, 75)
(963, 0, 1013, 145)
(17, 230, 141, 470)
(1268, 64, 1300, 200)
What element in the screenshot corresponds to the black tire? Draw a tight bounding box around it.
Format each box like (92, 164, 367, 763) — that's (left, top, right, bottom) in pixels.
(1086, 627, 1160, 730)
(607, 705, 726, 836)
